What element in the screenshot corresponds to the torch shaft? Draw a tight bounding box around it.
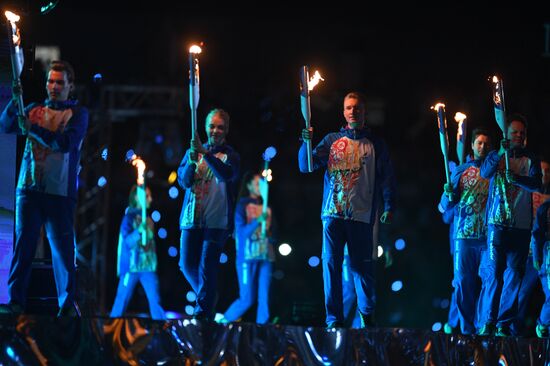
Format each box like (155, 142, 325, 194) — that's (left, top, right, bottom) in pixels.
(300, 66, 313, 172)
(189, 53, 199, 137)
(6, 21, 25, 121)
(261, 161, 269, 237)
(437, 106, 451, 186)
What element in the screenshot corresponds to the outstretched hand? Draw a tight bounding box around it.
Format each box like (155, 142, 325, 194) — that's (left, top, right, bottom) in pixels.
(302, 127, 313, 141)
(189, 135, 205, 163)
(444, 183, 454, 200)
(499, 138, 510, 156)
(380, 211, 392, 224)
(505, 170, 516, 184)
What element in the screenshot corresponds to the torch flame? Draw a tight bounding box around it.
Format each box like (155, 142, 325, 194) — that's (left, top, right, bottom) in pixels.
(5, 10, 20, 23)
(308, 71, 324, 91)
(454, 112, 467, 123)
(131, 155, 146, 186)
(431, 103, 445, 111)
(189, 45, 202, 54)
(5, 11, 21, 46)
(492, 75, 499, 84)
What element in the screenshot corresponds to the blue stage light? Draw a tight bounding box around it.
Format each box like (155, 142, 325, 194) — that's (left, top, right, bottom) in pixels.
(391, 280, 403, 292)
(395, 238, 406, 251)
(151, 210, 161, 222)
(308, 256, 320, 267)
(168, 246, 178, 257)
(97, 176, 107, 187)
(158, 228, 167, 239)
(168, 186, 179, 199)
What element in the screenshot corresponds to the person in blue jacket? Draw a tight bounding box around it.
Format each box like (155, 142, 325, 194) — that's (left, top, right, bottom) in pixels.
(440, 128, 491, 335)
(531, 196, 550, 338)
(299, 91, 396, 328)
(177, 108, 240, 321)
(110, 185, 165, 320)
(513, 158, 550, 335)
(478, 114, 541, 336)
(222, 171, 275, 324)
(0, 60, 87, 317)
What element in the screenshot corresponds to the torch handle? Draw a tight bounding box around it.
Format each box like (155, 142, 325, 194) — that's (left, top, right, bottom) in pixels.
(189, 53, 199, 138)
(261, 161, 269, 237)
(138, 184, 147, 246)
(6, 22, 26, 123)
(300, 94, 314, 172)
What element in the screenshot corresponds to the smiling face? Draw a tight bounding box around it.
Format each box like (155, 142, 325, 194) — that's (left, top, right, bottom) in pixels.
(507, 120, 526, 149)
(471, 134, 490, 160)
(46, 70, 73, 102)
(205, 112, 228, 146)
(343, 96, 366, 129)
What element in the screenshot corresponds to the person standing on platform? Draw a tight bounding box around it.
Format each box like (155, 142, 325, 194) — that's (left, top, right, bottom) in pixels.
(177, 108, 240, 321)
(299, 91, 396, 328)
(513, 157, 550, 335)
(440, 128, 492, 335)
(531, 175, 550, 338)
(0, 60, 87, 317)
(110, 185, 165, 320)
(478, 114, 541, 336)
(221, 171, 275, 324)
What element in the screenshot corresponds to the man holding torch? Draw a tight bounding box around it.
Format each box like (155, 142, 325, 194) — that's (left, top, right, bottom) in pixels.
(439, 127, 492, 335)
(478, 113, 541, 336)
(177, 108, 240, 321)
(298, 91, 396, 328)
(0, 60, 88, 317)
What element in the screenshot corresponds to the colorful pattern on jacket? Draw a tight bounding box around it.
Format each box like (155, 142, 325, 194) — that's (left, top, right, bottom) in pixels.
(117, 208, 157, 276)
(0, 99, 88, 199)
(182, 151, 227, 227)
(482, 150, 541, 230)
(177, 143, 240, 230)
(453, 161, 489, 239)
(531, 199, 550, 276)
(299, 127, 395, 224)
(243, 202, 274, 261)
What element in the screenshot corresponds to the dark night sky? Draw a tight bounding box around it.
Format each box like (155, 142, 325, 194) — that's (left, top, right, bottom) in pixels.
(4, 2, 550, 327)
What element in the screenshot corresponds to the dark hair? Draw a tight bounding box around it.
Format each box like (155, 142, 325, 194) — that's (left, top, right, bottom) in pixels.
(507, 113, 528, 129)
(48, 60, 75, 83)
(471, 127, 491, 143)
(237, 171, 260, 200)
(344, 92, 366, 107)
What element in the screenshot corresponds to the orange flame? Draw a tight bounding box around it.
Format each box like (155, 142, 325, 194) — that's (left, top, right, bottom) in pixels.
(5, 10, 20, 23)
(308, 71, 324, 91)
(431, 103, 445, 111)
(131, 155, 146, 186)
(189, 45, 202, 54)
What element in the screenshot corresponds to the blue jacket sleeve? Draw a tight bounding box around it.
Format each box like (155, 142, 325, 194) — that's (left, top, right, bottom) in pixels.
(480, 150, 502, 179)
(235, 200, 261, 240)
(512, 156, 542, 193)
(28, 106, 89, 153)
(202, 148, 240, 182)
(0, 100, 33, 135)
(298, 135, 331, 173)
(120, 213, 141, 250)
(177, 149, 196, 189)
(531, 200, 550, 266)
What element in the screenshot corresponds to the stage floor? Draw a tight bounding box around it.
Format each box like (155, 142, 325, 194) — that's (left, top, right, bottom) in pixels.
(1, 315, 549, 365)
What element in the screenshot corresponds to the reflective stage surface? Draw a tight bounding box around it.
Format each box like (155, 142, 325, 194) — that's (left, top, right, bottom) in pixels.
(1, 315, 549, 365)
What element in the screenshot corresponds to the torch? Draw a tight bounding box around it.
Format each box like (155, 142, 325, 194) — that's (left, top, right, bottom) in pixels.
(454, 112, 467, 165)
(4, 11, 26, 132)
(300, 66, 324, 172)
(490, 75, 509, 170)
(261, 146, 277, 238)
(432, 103, 452, 196)
(189, 45, 202, 138)
(131, 155, 147, 246)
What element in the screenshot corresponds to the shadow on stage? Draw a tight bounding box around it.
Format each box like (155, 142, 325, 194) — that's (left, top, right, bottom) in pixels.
(1, 315, 550, 365)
